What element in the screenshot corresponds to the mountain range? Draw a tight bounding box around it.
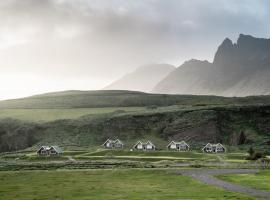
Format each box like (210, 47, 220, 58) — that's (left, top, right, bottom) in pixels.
(105, 34, 270, 97)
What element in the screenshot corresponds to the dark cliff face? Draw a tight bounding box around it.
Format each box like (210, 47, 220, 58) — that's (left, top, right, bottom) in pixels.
(213, 38, 235, 68)
(214, 34, 270, 73)
(153, 34, 270, 96)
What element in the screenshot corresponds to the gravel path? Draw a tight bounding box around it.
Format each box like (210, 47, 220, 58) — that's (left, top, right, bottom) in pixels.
(176, 169, 270, 199)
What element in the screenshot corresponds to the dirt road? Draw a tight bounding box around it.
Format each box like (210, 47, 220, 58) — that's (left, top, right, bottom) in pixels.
(177, 169, 270, 199)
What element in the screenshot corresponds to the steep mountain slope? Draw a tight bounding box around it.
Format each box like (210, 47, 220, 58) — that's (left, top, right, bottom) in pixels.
(153, 59, 218, 95)
(104, 64, 175, 92)
(153, 34, 270, 96)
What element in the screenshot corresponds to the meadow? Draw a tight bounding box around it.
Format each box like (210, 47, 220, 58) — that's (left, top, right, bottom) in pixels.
(0, 149, 249, 165)
(0, 107, 147, 122)
(79, 149, 247, 163)
(217, 170, 270, 192)
(0, 169, 262, 200)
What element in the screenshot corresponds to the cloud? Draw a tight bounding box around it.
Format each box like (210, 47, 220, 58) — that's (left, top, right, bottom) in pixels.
(0, 0, 270, 99)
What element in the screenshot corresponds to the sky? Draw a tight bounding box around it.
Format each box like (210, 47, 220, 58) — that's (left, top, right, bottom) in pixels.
(0, 0, 270, 100)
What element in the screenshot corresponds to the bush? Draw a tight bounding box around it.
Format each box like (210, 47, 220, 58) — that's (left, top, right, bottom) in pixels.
(146, 105, 158, 110)
(246, 151, 266, 160)
(247, 146, 254, 156)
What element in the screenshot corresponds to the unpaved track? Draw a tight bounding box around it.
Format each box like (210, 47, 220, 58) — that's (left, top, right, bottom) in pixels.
(176, 169, 270, 199)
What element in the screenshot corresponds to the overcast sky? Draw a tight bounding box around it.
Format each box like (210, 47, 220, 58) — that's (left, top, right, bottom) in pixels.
(0, 0, 270, 100)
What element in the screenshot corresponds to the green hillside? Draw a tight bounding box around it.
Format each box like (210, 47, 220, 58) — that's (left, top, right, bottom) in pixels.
(1, 103, 270, 153)
(0, 90, 270, 153)
(0, 107, 146, 122)
(1, 90, 270, 109)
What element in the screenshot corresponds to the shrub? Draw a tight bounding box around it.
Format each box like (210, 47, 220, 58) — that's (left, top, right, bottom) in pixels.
(247, 146, 254, 156)
(246, 150, 266, 160)
(146, 105, 158, 110)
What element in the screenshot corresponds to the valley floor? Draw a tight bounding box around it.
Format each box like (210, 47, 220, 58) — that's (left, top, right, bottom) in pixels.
(0, 169, 264, 200)
(1, 150, 270, 199)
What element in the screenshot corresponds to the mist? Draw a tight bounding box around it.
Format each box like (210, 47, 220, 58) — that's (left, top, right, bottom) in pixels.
(1, 0, 270, 100)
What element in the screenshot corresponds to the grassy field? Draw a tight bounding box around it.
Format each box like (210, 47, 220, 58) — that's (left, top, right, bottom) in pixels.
(217, 170, 270, 192)
(84, 150, 205, 157)
(0, 107, 147, 122)
(0, 149, 249, 165)
(78, 150, 247, 162)
(0, 169, 261, 200)
(1, 90, 270, 109)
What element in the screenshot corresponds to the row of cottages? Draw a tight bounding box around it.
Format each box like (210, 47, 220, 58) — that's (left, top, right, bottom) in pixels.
(102, 139, 226, 153)
(102, 139, 124, 149)
(202, 143, 226, 153)
(37, 146, 63, 156)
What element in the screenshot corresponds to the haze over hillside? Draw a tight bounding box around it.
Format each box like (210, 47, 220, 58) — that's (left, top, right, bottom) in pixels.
(104, 64, 175, 92)
(153, 34, 270, 96)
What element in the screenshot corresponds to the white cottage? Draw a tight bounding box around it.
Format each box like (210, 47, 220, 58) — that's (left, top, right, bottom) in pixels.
(37, 146, 50, 156)
(202, 143, 226, 153)
(167, 141, 189, 151)
(49, 146, 63, 156)
(213, 143, 226, 153)
(102, 139, 124, 149)
(133, 141, 156, 151)
(37, 146, 63, 156)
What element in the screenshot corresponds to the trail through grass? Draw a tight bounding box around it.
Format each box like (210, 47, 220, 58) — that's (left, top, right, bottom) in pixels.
(217, 170, 270, 192)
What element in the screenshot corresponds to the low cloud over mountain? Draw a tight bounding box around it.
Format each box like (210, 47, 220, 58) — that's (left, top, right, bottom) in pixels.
(104, 64, 175, 92)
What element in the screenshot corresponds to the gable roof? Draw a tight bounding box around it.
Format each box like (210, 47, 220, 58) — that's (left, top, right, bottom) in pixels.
(178, 141, 189, 147)
(102, 139, 113, 146)
(167, 141, 189, 148)
(102, 139, 124, 146)
(50, 146, 63, 153)
(202, 143, 226, 151)
(214, 143, 226, 150)
(37, 146, 50, 153)
(146, 141, 155, 147)
(167, 141, 176, 147)
(133, 141, 143, 148)
(114, 139, 123, 145)
(202, 143, 212, 150)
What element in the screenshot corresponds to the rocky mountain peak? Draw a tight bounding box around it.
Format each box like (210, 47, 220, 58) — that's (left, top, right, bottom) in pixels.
(213, 37, 234, 66)
(153, 34, 270, 96)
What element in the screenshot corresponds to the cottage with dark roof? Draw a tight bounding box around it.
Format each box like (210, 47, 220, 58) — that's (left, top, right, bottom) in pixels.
(202, 143, 226, 153)
(49, 146, 63, 156)
(102, 139, 124, 149)
(167, 141, 190, 151)
(37, 146, 63, 156)
(133, 141, 156, 151)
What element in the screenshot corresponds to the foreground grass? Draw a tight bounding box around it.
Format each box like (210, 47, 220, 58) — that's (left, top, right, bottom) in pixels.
(0, 169, 261, 200)
(217, 170, 270, 192)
